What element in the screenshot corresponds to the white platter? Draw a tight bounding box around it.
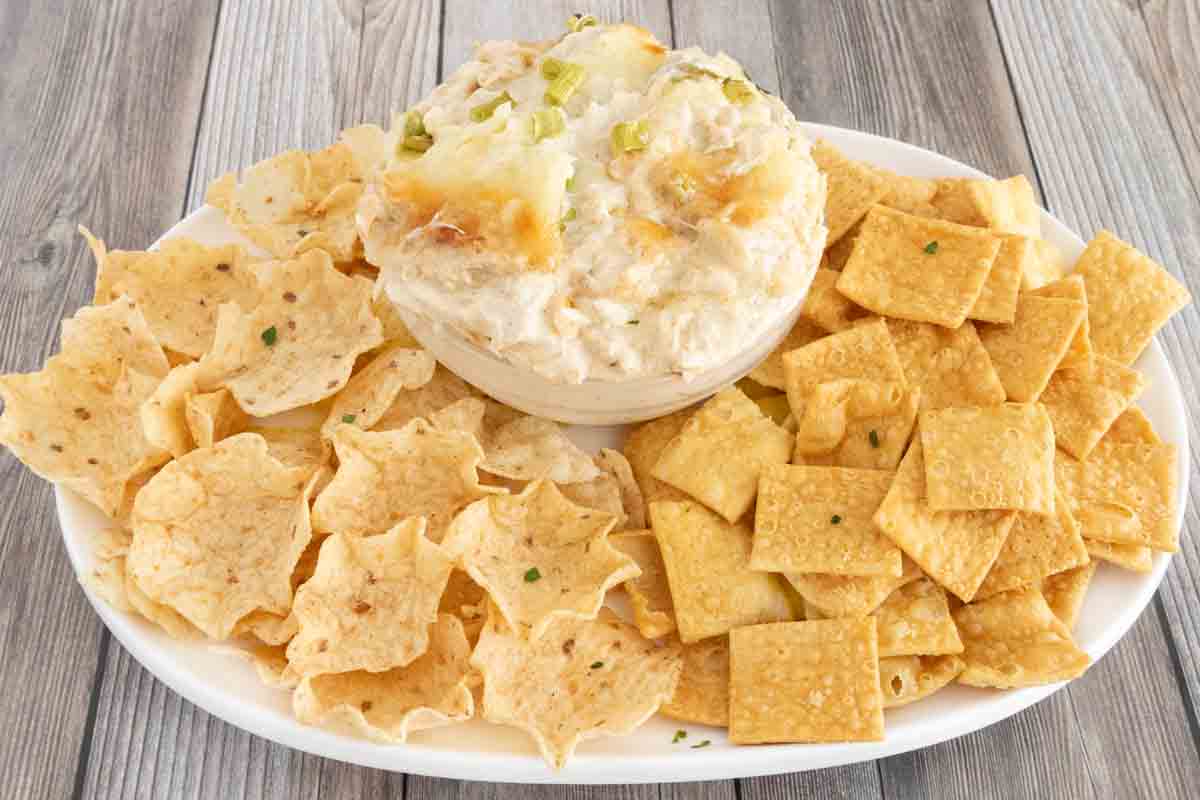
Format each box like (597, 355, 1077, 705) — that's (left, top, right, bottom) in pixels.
(57, 123, 1189, 784)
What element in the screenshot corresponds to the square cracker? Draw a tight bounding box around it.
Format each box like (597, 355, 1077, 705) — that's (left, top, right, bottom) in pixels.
(622, 408, 694, 504)
(786, 556, 922, 619)
(1029, 274, 1093, 371)
(802, 268, 870, 332)
(1085, 538, 1152, 573)
(1040, 354, 1146, 460)
(729, 619, 884, 744)
(660, 635, 730, 727)
(953, 587, 1089, 688)
(920, 404, 1055, 513)
(969, 234, 1031, 324)
(752, 464, 900, 576)
(811, 140, 888, 244)
(873, 167, 939, 217)
(783, 317, 905, 405)
(879, 654, 964, 708)
(1023, 238, 1068, 291)
(836, 205, 1002, 328)
(979, 295, 1086, 402)
(874, 439, 1016, 602)
(1106, 406, 1160, 446)
(1055, 442, 1177, 551)
(1073, 230, 1191, 365)
(930, 175, 1040, 237)
(748, 317, 827, 390)
(974, 492, 1089, 599)
(873, 577, 964, 658)
(1042, 562, 1097, 630)
(649, 500, 793, 643)
(651, 387, 792, 522)
(888, 319, 1005, 411)
(797, 386, 920, 471)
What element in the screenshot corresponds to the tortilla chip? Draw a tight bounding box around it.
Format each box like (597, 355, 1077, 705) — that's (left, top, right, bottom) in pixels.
(729, 619, 884, 744)
(879, 654, 963, 708)
(1085, 538, 1153, 572)
(127, 433, 316, 639)
(471, 608, 681, 770)
(235, 610, 298, 647)
(125, 568, 203, 638)
(969, 234, 1030, 324)
(60, 295, 171, 383)
(184, 389, 248, 449)
(438, 569, 487, 645)
(802, 268, 870, 332)
(611, 530, 676, 639)
(651, 387, 792, 523)
(287, 517, 453, 676)
(836, 205, 1001, 328)
(748, 317, 828, 390)
(371, 365, 482, 432)
(1040, 354, 1146, 460)
(931, 175, 1040, 237)
(920, 403, 1055, 513)
(954, 587, 1089, 688)
(320, 345, 435, 439)
(86, 547, 134, 614)
(85, 229, 260, 359)
(873, 577, 963, 657)
(140, 362, 202, 458)
(649, 500, 794, 642)
(293, 613, 474, 742)
(622, 408, 695, 504)
(810, 140, 888, 244)
(1042, 562, 1097, 630)
(442, 481, 634, 638)
(370, 291, 421, 349)
(199, 249, 382, 416)
(1106, 406, 1160, 446)
(660, 635, 729, 727)
(874, 439, 1016, 602)
(1072, 230, 1191, 365)
(888, 319, 1005, 411)
(482, 416, 600, 484)
(975, 493, 1088, 600)
(313, 420, 494, 541)
(596, 448, 645, 530)
(979, 295, 1086, 402)
(873, 168, 939, 217)
(1029, 275, 1093, 371)
(241, 425, 330, 481)
(752, 464, 899, 576)
(1024, 238, 1068, 291)
(785, 556, 922, 619)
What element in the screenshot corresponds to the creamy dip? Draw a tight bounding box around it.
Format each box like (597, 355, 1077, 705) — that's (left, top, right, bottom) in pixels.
(359, 23, 826, 384)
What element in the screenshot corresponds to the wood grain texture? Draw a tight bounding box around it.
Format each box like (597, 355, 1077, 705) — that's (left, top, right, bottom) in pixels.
(0, 2, 219, 799)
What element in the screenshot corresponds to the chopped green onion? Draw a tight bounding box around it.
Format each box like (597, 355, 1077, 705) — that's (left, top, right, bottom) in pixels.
(470, 91, 514, 123)
(261, 326, 278, 346)
(678, 64, 724, 81)
(402, 134, 433, 153)
(691, 740, 712, 749)
(403, 110, 426, 137)
(541, 57, 566, 80)
(342, 414, 357, 424)
(869, 429, 881, 448)
(558, 207, 577, 233)
(611, 120, 649, 154)
(722, 78, 756, 104)
(590, 661, 604, 669)
(831, 514, 842, 525)
(567, 13, 598, 32)
(545, 63, 586, 106)
(627, 319, 639, 325)
(565, 175, 577, 192)
(672, 730, 687, 743)
(924, 241, 939, 254)
(524, 567, 542, 583)
(532, 108, 565, 142)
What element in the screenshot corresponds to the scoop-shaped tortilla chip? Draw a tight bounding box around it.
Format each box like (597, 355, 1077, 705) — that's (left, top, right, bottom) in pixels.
(184, 388, 249, 449)
(371, 365, 483, 432)
(293, 613, 475, 742)
(442, 480, 637, 638)
(140, 362, 202, 458)
(611, 530, 676, 639)
(312, 420, 495, 541)
(59, 295, 170, 383)
(288, 517, 453, 676)
(471, 608, 681, 770)
(320, 344, 435, 439)
(199, 249, 382, 416)
(127, 433, 316, 639)
(482, 416, 601, 484)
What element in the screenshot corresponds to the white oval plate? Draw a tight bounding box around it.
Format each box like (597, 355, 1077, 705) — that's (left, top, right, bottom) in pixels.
(58, 123, 1189, 784)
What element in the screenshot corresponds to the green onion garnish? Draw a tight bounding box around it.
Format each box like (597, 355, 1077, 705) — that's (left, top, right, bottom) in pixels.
(567, 14, 598, 32)
(470, 91, 514, 123)
(611, 120, 649, 154)
(722, 78, 756, 104)
(831, 514, 842, 525)
(672, 730, 687, 743)
(342, 414, 356, 424)
(924, 241, 939, 254)
(691, 740, 712, 749)
(402, 134, 433, 153)
(869, 429, 881, 448)
(261, 326, 278, 346)
(541, 57, 566, 80)
(545, 63, 586, 106)
(565, 175, 577, 192)
(524, 567, 542, 583)
(403, 111, 426, 137)
(590, 661, 604, 669)
(532, 108, 565, 142)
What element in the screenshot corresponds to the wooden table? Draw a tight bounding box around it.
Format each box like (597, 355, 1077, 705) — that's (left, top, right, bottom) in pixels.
(1, 1, 1198, 797)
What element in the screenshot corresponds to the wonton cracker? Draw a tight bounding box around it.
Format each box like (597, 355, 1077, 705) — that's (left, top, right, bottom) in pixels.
(879, 654, 964, 708)
(1042, 562, 1097, 630)
(979, 294, 1086, 402)
(660, 635, 730, 727)
(975, 493, 1088, 600)
(888, 319, 1005, 411)
(1039, 354, 1146, 460)
(968, 234, 1031, 324)
(747, 317, 827, 390)
(930, 175, 1040, 237)
(810, 140, 887, 244)
(802, 267, 870, 332)
(1085, 538, 1153, 573)
(873, 577, 963, 658)
(622, 408, 695, 504)
(1029, 275, 1093, 371)
(786, 555, 922, 619)
(611, 530, 676, 639)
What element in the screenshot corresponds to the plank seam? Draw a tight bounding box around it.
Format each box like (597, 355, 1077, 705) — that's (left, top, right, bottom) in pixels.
(1154, 596, 1200, 749)
(666, 0, 678, 47)
(179, 0, 227, 219)
(435, 0, 447, 82)
(69, 630, 111, 800)
(985, 0, 1047, 200)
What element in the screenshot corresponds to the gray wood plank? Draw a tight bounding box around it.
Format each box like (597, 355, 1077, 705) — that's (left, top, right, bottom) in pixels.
(0, 2, 219, 799)
(80, 2, 438, 798)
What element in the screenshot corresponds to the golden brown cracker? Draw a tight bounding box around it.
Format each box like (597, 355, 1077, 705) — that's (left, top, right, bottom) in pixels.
(979, 295, 1086, 402)
(1040, 354, 1146, 460)
(1029, 274, 1093, 371)
(611, 530, 676, 639)
(931, 175, 1040, 237)
(1041, 562, 1097, 630)
(802, 267, 870, 332)
(660, 635, 730, 727)
(888, 319, 1005, 411)
(969, 234, 1030, 324)
(785, 555, 923, 619)
(873, 577, 964, 657)
(810, 140, 888, 244)
(975, 493, 1089, 599)
(879, 654, 964, 708)
(622, 407, 695, 504)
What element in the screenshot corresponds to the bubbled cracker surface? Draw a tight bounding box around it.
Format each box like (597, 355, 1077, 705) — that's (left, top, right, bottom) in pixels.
(622, 407, 695, 504)
(878, 654, 964, 708)
(968, 234, 1030, 324)
(975, 492, 1089, 600)
(801, 268, 871, 332)
(785, 555, 922, 619)
(1040, 354, 1146, 460)
(811, 140, 888, 244)
(872, 577, 963, 658)
(979, 294, 1086, 402)
(1029, 275, 1093, 371)
(1041, 562, 1097, 630)
(888, 319, 1005, 411)
(660, 634, 731, 727)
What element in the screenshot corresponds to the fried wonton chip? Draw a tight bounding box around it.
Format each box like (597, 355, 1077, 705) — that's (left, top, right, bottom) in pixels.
(622, 407, 694, 504)
(1085, 538, 1153, 572)
(748, 317, 828, 390)
(873, 168, 939, 217)
(821, 219, 862, 271)
(1024, 238, 1068, 291)
(785, 555, 922, 619)
(979, 295, 1085, 403)
(293, 613, 475, 742)
(797, 385, 919, 471)
(1029, 275, 1093, 371)
(1040, 354, 1146, 460)
(752, 464, 900, 576)
(1072, 230, 1192, 365)
(371, 365, 482, 432)
(442, 481, 635, 638)
(660, 635, 729, 727)
(802, 268, 870, 332)
(1106, 406, 1160, 446)
(313, 420, 494, 541)
(975, 493, 1088, 600)
(287, 518, 453, 676)
(651, 387, 792, 523)
(649, 500, 794, 642)
(596, 448, 645, 530)
(920, 403, 1055, 513)
(873, 577, 963, 658)
(811, 140, 888, 244)
(968, 234, 1031, 324)
(954, 587, 1089, 688)
(874, 440, 1016, 602)
(482, 416, 600, 484)
(792, 378, 902, 455)
(184, 388, 248, 449)
(126, 433, 315, 639)
(472, 608, 681, 769)
(1042, 562, 1097, 630)
(836, 205, 1001, 328)
(85, 229, 260, 359)
(320, 344, 435, 439)
(930, 175, 1040, 238)
(888, 319, 1005, 411)
(783, 317, 905, 401)
(879, 654, 964, 708)
(1055, 442, 1177, 551)
(611, 530, 676, 639)
(199, 249, 382, 416)
(729, 619, 884, 744)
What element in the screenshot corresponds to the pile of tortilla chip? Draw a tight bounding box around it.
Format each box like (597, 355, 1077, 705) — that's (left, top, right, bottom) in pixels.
(0, 125, 1190, 767)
